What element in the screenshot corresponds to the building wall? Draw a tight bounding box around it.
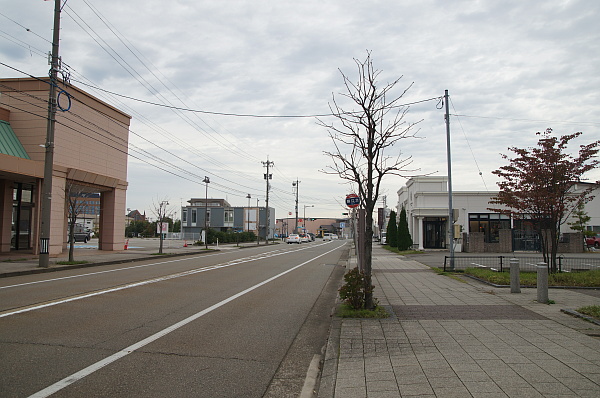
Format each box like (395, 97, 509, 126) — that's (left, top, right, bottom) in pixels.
(181, 204, 274, 239)
(397, 176, 596, 253)
(0, 78, 130, 255)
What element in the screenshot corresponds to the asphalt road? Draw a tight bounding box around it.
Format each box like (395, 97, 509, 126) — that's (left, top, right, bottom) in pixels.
(0, 240, 348, 397)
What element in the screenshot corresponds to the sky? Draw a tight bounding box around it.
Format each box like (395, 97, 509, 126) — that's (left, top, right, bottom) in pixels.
(1, 0, 599, 220)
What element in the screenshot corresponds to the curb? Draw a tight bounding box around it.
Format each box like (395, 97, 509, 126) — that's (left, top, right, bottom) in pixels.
(561, 309, 600, 326)
(0, 250, 214, 278)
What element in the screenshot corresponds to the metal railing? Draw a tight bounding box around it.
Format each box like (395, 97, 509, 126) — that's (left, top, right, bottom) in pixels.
(444, 256, 600, 272)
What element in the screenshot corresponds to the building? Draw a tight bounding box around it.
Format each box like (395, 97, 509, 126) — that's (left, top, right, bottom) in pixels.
(397, 176, 598, 252)
(73, 192, 101, 232)
(275, 217, 350, 238)
(0, 77, 130, 255)
(181, 198, 275, 240)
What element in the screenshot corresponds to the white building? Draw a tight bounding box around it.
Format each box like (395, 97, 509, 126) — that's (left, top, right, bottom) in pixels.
(397, 176, 599, 252)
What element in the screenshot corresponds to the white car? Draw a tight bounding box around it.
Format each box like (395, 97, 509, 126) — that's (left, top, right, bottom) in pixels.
(323, 233, 332, 241)
(286, 234, 301, 244)
(299, 234, 311, 243)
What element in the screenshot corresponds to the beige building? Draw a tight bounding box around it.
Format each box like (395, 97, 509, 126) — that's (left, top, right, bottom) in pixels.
(0, 77, 130, 256)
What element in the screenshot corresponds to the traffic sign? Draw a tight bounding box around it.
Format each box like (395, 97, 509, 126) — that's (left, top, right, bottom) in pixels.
(345, 193, 360, 208)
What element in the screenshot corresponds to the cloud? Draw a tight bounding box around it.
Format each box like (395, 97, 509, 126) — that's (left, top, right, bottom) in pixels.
(1, 0, 598, 217)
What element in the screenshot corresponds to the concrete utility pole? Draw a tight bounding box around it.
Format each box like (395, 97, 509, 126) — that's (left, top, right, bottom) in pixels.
(203, 176, 210, 249)
(39, 0, 62, 268)
(444, 89, 455, 270)
(262, 159, 273, 244)
(292, 179, 300, 232)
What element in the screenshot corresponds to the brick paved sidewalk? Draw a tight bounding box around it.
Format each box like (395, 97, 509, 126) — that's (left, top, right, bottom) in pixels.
(319, 245, 600, 398)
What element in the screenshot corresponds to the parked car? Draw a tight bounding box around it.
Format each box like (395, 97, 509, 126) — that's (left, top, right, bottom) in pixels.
(286, 234, 301, 244)
(323, 233, 333, 241)
(586, 235, 600, 248)
(69, 223, 91, 243)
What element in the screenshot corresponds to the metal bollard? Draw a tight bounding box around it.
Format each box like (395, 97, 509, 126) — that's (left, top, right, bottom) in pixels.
(510, 258, 520, 293)
(536, 262, 549, 304)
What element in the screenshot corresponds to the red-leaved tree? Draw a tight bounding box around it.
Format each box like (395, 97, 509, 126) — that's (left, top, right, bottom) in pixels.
(489, 128, 599, 272)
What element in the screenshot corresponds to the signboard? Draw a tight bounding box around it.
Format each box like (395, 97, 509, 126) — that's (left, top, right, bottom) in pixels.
(340, 222, 345, 228)
(156, 222, 169, 234)
(345, 193, 360, 208)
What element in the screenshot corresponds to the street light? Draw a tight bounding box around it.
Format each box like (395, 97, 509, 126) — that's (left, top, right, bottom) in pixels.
(303, 205, 314, 229)
(246, 193, 251, 234)
(203, 176, 210, 249)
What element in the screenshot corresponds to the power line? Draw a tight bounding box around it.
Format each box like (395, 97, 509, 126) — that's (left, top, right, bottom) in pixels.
(450, 114, 600, 127)
(449, 97, 489, 192)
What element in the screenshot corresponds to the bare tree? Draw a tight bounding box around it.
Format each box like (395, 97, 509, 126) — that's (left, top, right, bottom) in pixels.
(65, 181, 88, 262)
(151, 198, 173, 254)
(318, 52, 421, 309)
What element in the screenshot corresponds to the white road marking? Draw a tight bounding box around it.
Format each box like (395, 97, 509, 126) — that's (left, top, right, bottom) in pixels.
(0, 241, 330, 290)
(27, 243, 344, 398)
(1, 242, 337, 318)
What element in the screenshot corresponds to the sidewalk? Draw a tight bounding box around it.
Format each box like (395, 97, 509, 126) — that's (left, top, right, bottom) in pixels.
(319, 245, 600, 398)
(0, 238, 247, 277)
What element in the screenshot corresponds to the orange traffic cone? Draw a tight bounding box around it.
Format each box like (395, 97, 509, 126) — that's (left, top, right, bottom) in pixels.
(124, 239, 129, 250)
(184, 240, 188, 247)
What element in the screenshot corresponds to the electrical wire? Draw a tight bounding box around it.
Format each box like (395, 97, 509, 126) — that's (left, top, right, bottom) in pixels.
(449, 97, 489, 192)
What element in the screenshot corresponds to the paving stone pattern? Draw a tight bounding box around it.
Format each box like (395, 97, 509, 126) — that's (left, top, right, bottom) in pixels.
(326, 246, 600, 398)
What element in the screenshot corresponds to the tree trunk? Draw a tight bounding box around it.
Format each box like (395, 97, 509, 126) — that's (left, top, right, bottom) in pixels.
(68, 220, 75, 262)
(363, 206, 375, 309)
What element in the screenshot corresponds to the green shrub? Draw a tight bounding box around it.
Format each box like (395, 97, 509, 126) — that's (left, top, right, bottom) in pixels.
(339, 267, 375, 310)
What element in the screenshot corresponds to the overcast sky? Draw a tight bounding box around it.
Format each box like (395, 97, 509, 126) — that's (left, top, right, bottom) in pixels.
(2, 0, 599, 219)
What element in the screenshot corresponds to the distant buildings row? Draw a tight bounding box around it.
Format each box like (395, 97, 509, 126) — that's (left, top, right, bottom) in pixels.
(1, 78, 597, 257)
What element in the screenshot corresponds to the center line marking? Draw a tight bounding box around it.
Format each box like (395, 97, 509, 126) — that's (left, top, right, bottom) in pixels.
(28, 243, 344, 398)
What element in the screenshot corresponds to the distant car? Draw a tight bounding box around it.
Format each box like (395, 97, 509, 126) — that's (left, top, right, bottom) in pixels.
(323, 233, 332, 241)
(586, 235, 600, 248)
(286, 234, 301, 244)
(331, 234, 339, 240)
(300, 234, 310, 243)
(72, 232, 90, 243)
(308, 233, 315, 241)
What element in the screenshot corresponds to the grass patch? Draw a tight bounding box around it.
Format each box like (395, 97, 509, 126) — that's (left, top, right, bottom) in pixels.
(465, 268, 600, 287)
(56, 260, 89, 265)
(2, 258, 30, 262)
(382, 245, 424, 255)
(577, 305, 600, 320)
(337, 303, 390, 318)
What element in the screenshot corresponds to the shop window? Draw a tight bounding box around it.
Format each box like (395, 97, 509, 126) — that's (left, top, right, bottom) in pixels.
(469, 213, 510, 243)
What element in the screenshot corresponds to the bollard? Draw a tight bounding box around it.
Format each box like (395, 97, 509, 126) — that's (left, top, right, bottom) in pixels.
(510, 258, 520, 293)
(124, 239, 129, 250)
(536, 262, 549, 304)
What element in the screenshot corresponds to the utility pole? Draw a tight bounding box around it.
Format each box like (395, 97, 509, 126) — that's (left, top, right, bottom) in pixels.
(203, 176, 210, 249)
(39, 0, 62, 268)
(445, 89, 455, 270)
(262, 159, 273, 244)
(256, 198, 260, 245)
(292, 179, 300, 233)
